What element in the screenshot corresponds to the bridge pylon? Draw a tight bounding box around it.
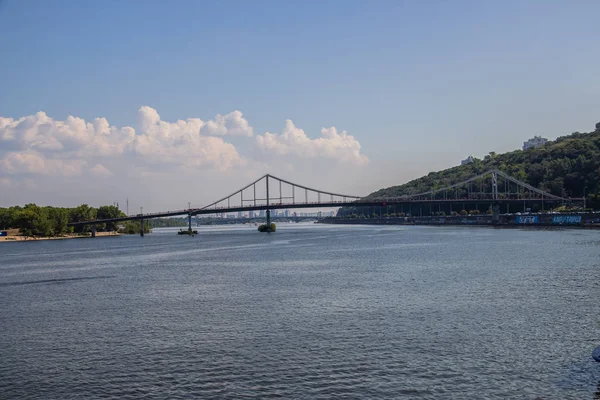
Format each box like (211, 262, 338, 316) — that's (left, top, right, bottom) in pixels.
(492, 203, 500, 224)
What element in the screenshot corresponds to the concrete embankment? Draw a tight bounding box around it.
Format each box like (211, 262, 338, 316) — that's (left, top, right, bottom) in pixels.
(319, 213, 600, 229)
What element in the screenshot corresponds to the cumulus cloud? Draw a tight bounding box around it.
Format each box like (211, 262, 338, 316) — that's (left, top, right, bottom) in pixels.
(0, 112, 136, 158)
(255, 120, 368, 165)
(202, 110, 253, 136)
(137, 107, 252, 138)
(0, 107, 251, 178)
(0, 108, 368, 193)
(0, 151, 46, 175)
(134, 107, 244, 169)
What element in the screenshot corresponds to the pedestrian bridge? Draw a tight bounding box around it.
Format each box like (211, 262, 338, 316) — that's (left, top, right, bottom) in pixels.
(70, 170, 581, 235)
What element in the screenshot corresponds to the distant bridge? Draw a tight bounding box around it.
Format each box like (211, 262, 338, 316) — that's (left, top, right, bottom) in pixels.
(70, 170, 582, 236)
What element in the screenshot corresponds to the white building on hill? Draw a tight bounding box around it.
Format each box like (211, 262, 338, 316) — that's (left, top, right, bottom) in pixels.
(461, 155, 475, 165)
(523, 135, 548, 150)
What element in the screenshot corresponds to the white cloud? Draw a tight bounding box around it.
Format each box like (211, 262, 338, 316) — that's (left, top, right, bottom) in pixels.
(256, 120, 368, 165)
(0, 107, 250, 176)
(137, 107, 252, 138)
(0, 151, 87, 177)
(0, 151, 46, 175)
(0, 112, 135, 157)
(133, 107, 244, 170)
(202, 110, 253, 136)
(1, 109, 367, 179)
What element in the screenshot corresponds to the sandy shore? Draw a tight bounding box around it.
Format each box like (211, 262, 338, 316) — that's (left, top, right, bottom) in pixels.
(0, 231, 120, 243)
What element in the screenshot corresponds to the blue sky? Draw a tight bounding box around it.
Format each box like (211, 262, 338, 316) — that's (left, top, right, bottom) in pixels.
(1, 0, 599, 211)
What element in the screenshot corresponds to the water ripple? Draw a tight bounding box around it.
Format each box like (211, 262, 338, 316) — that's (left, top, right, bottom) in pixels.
(1, 226, 600, 398)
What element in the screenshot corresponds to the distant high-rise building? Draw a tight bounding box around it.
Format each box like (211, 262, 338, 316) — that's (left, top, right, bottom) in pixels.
(523, 136, 548, 150)
(284, 210, 290, 217)
(259, 210, 265, 218)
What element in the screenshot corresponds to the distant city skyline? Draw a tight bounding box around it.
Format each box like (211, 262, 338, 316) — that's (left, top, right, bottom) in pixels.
(211, 209, 335, 219)
(1, 1, 599, 212)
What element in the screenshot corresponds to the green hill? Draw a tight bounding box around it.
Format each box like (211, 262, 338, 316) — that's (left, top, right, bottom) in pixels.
(365, 122, 600, 209)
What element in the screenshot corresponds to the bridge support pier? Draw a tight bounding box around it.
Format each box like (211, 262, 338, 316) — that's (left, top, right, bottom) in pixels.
(492, 204, 500, 225)
(140, 219, 145, 237)
(91, 225, 96, 238)
(266, 209, 272, 232)
(265, 175, 273, 232)
(188, 213, 192, 232)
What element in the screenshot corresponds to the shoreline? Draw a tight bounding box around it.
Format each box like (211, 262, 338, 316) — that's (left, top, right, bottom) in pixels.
(318, 218, 600, 229)
(0, 231, 120, 243)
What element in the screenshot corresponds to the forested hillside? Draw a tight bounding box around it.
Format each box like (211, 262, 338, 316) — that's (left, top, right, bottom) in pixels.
(367, 122, 600, 209)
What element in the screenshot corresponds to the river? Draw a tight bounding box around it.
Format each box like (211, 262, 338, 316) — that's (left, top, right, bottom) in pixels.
(1, 224, 600, 399)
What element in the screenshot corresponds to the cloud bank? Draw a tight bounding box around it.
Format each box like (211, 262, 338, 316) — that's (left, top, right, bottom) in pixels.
(0, 107, 368, 189)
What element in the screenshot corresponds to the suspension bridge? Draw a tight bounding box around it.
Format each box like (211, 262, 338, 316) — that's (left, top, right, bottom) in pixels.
(70, 170, 582, 235)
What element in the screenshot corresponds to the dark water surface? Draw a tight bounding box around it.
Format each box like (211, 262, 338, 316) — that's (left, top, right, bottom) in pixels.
(1, 224, 600, 399)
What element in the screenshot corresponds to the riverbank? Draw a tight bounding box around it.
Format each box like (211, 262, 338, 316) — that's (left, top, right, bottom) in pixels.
(0, 230, 120, 243)
(319, 213, 600, 229)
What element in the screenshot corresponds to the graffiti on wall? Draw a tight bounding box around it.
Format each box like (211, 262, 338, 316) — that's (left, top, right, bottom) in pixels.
(552, 215, 581, 224)
(516, 216, 539, 224)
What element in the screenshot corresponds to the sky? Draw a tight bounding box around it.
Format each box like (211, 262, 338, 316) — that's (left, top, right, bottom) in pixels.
(1, 0, 599, 212)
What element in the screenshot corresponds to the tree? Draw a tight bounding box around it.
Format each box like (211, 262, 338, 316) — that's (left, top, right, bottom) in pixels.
(0, 208, 14, 230)
(70, 204, 97, 233)
(97, 205, 124, 231)
(15, 204, 52, 237)
(46, 207, 69, 235)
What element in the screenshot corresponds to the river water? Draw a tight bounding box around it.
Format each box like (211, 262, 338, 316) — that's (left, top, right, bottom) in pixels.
(1, 224, 600, 399)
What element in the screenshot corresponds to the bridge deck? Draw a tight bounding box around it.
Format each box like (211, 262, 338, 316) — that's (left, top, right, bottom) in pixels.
(68, 198, 579, 226)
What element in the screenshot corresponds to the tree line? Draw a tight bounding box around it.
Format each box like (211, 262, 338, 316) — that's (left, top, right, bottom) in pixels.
(0, 204, 147, 237)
